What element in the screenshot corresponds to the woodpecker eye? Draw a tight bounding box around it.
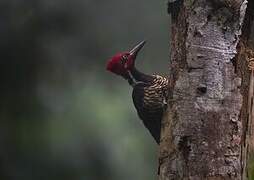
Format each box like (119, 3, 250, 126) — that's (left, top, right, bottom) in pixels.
(121, 55, 128, 65)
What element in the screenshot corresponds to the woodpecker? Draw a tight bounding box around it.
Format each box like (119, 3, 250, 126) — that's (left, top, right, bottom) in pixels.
(106, 41, 168, 144)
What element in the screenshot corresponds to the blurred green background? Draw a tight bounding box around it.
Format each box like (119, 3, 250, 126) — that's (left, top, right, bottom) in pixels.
(0, 0, 169, 179)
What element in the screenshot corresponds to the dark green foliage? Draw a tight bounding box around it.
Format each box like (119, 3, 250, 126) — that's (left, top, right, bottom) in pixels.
(0, 0, 168, 179)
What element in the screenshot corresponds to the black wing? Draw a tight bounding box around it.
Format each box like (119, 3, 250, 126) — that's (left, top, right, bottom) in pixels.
(132, 83, 163, 144)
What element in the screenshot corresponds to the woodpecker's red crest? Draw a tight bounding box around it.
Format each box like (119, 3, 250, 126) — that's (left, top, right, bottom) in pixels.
(106, 41, 146, 77)
(106, 52, 129, 76)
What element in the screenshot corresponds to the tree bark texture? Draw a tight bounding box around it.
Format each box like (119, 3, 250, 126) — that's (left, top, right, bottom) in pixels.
(159, 0, 252, 179)
(237, 1, 254, 179)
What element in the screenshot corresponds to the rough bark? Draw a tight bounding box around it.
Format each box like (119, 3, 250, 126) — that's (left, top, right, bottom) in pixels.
(159, 0, 253, 179)
(238, 1, 254, 179)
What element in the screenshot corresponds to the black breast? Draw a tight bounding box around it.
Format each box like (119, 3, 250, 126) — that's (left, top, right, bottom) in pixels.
(132, 75, 168, 144)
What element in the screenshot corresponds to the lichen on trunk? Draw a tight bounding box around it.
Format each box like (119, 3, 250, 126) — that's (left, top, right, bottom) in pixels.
(159, 0, 249, 179)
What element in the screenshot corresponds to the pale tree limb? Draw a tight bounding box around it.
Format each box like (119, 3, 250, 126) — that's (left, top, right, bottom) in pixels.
(159, 0, 253, 179)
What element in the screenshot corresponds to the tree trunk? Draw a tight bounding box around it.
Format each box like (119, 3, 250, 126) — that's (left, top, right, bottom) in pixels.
(159, 0, 254, 179)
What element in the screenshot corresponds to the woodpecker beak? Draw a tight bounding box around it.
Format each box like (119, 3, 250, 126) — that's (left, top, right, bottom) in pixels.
(129, 40, 146, 57)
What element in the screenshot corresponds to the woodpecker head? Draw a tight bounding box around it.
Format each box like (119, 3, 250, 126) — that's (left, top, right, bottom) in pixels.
(106, 41, 146, 79)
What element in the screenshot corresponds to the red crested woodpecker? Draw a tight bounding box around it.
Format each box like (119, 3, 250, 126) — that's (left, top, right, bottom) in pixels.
(106, 41, 168, 144)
